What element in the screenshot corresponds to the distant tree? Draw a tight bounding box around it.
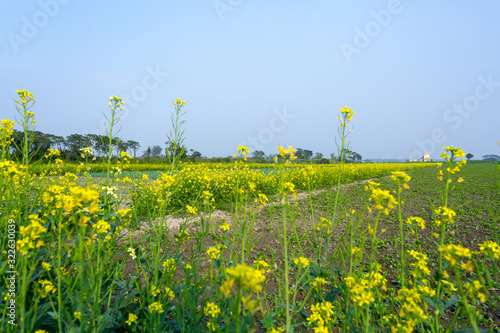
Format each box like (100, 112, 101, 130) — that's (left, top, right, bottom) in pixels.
(295, 148, 304, 159)
(143, 147, 151, 159)
(46, 134, 65, 151)
(113, 137, 128, 156)
(314, 152, 323, 159)
(66, 133, 90, 156)
(482, 154, 500, 161)
(85, 134, 100, 150)
(189, 149, 202, 159)
(253, 150, 265, 158)
(117, 138, 129, 156)
(349, 151, 362, 162)
(127, 140, 141, 158)
(94, 135, 109, 157)
(303, 149, 313, 160)
(10, 130, 52, 160)
(152, 145, 162, 157)
(466, 153, 473, 162)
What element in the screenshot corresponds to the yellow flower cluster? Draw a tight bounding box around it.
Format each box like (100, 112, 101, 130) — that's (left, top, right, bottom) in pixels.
(407, 250, 430, 276)
(0, 161, 28, 184)
(387, 283, 436, 331)
(219, 222, 230, 231)
(316, 217, 332, 233)
(440, 145, 465, 161)
(125, 313, 138, 325)
(340, 106, 355, 121)
(175, 230, 190, 244)
(221, 264, 265, 296)
(80, 147, 94, 158)
(276, 145, 297, 160)
(236, 145, 250, 161)
(344, 266, 386, 307)
(254, 260, 271, 274)
(479, 240, 500, 260)
(437, 146, 467, 181)
(203, 302, 221, 318)
(206, 246, 222, 260)
(151, 285, 160, 297)
(37, 279, 56, 298)
(0, 119, 15, 135)
(162, 258, 176, 275)
(45, 148, 61, 158)
(255, 193, 269, 207)
(280, 181, 297, 198)
(173, 98, 186, 107)
(293, 256, 310, 268)
(406, 217, 426, 230)
(311, 277, 328, 291)
(366, 182, 397, 215)
(438, 244, 472, 266)
(92, 220, 111, 235)
(434, 206, 456, 226)
(109, 95, 125, 110)
(390, 171, 411, 189)
(17, 215, 47, 254)
(165, 286, 175, 298)
(149, 301, 164, 314)
(0, 119, 15, 151)
(186, 205, 197, 215)
(15, 90, 35, 109)
(463, 280, 486, 303)
(307, 301, 335, 331)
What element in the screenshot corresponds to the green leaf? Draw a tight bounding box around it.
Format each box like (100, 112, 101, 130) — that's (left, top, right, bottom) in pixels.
(113, 280, 126, 289)
(445, 296, 460, 309)
(325, 287, 342, 302)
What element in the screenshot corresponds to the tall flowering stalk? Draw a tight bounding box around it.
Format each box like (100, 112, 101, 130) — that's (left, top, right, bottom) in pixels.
(104, 96, 124, 186)
(14, 90, 36, 166)
(390, 171, 411, 286)
(434, 146, 466, 332)
(323, 106, 355, 265)
(166, 98, 187, 172)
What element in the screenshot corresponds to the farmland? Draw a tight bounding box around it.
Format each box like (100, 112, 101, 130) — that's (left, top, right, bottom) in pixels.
(1, 93, 499, 332)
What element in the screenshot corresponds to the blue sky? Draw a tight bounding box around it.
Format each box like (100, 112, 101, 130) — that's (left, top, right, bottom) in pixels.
(1, 0, 499, 160)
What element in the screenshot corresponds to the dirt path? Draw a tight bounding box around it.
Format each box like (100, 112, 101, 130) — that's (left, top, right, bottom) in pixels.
(121, 177, 382, 240)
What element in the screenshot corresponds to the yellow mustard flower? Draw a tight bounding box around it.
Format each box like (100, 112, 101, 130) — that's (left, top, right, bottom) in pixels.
(125, 313, 138, 325)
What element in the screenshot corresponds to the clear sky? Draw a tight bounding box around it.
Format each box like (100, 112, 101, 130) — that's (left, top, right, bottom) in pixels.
(1, 0, 499, 160)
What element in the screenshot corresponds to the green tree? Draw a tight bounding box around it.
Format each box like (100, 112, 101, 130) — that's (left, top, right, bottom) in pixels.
(65, 133, 90, 156)
(349, 151, 362, 162)
(303, 149, 313, 160)
(466, 153, 473, 161)
(189, 149, 202, 159)
(152, 145, 162, 157)
(127, 140, 141, 158)
(253, 150, 265, 158)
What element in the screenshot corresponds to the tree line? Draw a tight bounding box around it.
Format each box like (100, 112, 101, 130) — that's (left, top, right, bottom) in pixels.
(5, 129, 141, 161)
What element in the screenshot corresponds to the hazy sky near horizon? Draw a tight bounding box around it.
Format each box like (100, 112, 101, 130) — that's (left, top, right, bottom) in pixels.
(1, 1, 499, 160)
